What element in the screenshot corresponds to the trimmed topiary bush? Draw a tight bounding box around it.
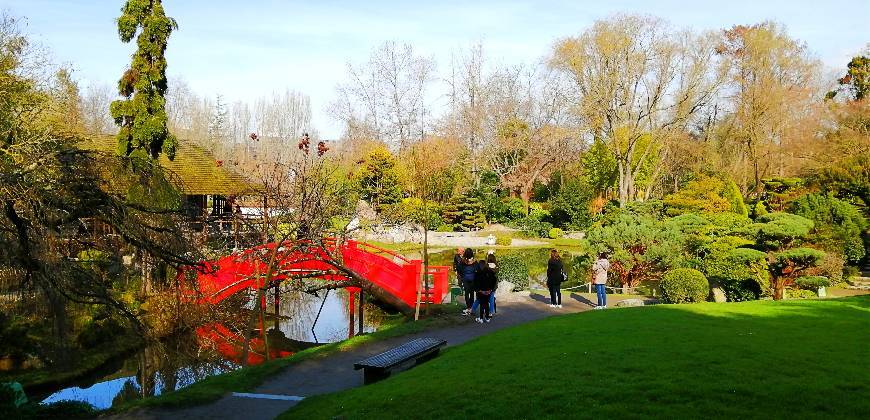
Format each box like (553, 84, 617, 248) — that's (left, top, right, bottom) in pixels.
(494, 234, 512, 246)
(548, 227, 564, 239)
(497, 255, 529, 291)
(794, 276, 830, 290)
(659, 268, 710, 304)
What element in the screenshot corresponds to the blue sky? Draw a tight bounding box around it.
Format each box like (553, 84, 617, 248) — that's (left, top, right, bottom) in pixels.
(4, 0, 869, 138)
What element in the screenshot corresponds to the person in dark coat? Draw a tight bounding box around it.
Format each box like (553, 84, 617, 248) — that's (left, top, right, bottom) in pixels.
(459, 248, 478, 315)
(546, 249, 565, 308)
(453, 248, 463, 286)
(474, 259, 498, 323)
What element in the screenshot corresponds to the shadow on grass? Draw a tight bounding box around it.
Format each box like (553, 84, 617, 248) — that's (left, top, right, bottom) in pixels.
(282, 296, 870, 420)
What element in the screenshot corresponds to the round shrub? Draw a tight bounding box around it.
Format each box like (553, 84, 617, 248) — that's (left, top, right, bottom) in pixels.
(659, 268, 710, 304)
(497, 255, 529, 291)
(494, 234, 512, 246)
(548, 227, 564, 239)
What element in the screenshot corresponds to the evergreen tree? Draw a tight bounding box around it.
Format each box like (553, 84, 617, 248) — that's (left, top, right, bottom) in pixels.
(356, 147, 402, 212)
(110, 0, 178, 159)
(443, 191, 486, 231)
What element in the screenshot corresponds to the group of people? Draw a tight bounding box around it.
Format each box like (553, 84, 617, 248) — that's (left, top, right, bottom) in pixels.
(546, 250, 611, 310)
(453, 248, 498, 323)
(455, 247, 613, 319)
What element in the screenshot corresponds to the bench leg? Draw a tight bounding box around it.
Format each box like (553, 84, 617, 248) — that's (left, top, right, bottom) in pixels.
(364, 367, 390, 385)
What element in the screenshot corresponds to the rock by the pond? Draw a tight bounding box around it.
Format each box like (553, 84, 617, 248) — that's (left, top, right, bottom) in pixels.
(616, 298, 646, 307)
(711, 287, 727, 303)
(495, 281, 516, 299)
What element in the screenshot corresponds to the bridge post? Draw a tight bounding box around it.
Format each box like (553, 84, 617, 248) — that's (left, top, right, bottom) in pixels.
(358, 289, 364, 334)
(348, 291, 356, 338)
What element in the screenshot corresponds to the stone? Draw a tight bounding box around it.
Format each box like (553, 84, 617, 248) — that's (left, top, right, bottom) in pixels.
(495, 281, 516, 299)
(711, 287, 727, 303)
(615, 298, 645, 307)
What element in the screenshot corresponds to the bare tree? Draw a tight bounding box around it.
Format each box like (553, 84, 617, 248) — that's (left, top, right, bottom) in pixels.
(332, 41, 434, 148)
(80, 82, 117, 135)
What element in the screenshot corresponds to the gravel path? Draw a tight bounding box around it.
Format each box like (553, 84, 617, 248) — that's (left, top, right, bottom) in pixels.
(109, 293, 605, 420)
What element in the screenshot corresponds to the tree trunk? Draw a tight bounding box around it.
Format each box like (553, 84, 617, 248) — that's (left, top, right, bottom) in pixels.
(773, 279, 784, 300)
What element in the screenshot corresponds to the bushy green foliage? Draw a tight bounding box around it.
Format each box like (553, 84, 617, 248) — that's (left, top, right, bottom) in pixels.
(770, 248, 825, 277)
(659, 268, 710, 303)
(495, 235, 512, 246)
(794, 276, 830, 290)
(442, 192, 486, 231)
(723, 179, 749, 217)
(664, 175, 734, 216)
(751, 212, 814, 250)
(513, 216, 553, 238)
(703, 248, 769, 301)
(809, 153, 869, 208)
(110, 0, 178, 159)
(752, 201, 769, 218)
(760, 177, 806, 211)
(497, 255, 529, 290)
(547, 177, 594, 229)
(548, 227, 564, 239)
(790, 193, 867, 263)
(381, 198, 444, 228)
(786, 288, 819, 299)
(355, 147, 403, 211)
(76, 316, 125, 349)
(0, 313, 32, 359)
(586, 211, 685, 287)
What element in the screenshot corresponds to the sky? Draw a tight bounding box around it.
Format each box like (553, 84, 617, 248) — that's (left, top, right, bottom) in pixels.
(4, 0, 869, 138)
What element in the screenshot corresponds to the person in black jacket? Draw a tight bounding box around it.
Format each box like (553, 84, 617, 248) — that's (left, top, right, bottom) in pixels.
(475, 259, 498, 323)
(452, 248, 463, 286)
(459, 248, 478, 315)
(546, 249, 565, 308)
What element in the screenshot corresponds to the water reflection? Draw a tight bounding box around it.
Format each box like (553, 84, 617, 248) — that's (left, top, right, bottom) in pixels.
(39, 286, 388, 410)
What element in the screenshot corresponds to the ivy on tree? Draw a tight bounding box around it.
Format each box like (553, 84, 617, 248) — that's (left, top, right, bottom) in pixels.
(110, 0, 178, 159)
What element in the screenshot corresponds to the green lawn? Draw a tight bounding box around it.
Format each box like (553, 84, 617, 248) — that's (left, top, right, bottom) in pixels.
(283, 297, 870, 419)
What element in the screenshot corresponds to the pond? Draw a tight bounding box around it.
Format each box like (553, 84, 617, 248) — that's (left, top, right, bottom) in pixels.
(37, 286, 388, 410)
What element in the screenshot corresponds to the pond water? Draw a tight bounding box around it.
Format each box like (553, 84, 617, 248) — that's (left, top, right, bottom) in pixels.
(38, 286, 388, 410)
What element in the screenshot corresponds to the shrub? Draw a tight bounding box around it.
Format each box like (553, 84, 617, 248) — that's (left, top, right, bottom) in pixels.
(790, 193, 868, 263)
(77, 317, 125, 349)
(512, 216, 553, 238)
(548, 227, 564, 239)
(435, 224, 454, 233)
(495, 235, 512, 246)
(497, 255, 529, 291)
(794, 276, 830, 290)
(703, 248, 769, 302)
(786, 288, 818, 299)
(659, 268, 710, 304)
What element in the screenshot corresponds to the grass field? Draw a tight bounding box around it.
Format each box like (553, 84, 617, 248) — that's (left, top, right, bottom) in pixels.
(282, 297, 870, 419)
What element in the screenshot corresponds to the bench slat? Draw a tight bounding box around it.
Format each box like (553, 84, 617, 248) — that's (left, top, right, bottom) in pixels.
(354, 338, 446, 370)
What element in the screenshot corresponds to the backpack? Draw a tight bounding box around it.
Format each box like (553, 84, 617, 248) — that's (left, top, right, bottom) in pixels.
(561, 270, 568, 282)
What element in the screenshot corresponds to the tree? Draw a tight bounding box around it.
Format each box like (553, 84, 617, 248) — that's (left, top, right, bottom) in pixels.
(828, 55, 869, 101)
(80, 82, 117, 135)
(663, 175, 747, 216)
(750, 212, 824, 299)
(790, 193, 867, 264)
(715, 22, 821, 194)
(0, 13, 197, 363)
(355, 147, 403, 211)
(550, 15, 724, 205)
(332, 41, 434, 147)
(443, 191, 486, 232)
(586, 211, 686, 290)
(110, 0, 178, 159)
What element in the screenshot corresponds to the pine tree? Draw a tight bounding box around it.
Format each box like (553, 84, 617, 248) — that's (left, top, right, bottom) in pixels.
(110, 0, 178, 159)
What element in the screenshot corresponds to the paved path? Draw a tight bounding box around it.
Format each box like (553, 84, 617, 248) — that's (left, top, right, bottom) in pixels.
(110, 292, 608, 420)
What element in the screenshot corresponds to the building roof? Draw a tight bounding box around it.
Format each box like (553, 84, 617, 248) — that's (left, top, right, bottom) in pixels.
(80, 135, 256, 196)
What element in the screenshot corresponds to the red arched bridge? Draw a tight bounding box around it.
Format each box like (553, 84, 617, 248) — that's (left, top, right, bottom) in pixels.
(186, 240, 450, 313)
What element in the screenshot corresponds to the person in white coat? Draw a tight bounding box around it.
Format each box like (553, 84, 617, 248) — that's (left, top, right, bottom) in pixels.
(591, 252, 611, 309)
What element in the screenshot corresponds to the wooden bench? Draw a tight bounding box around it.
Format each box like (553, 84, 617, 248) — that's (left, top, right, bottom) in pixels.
(354, 337, 447, 384)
